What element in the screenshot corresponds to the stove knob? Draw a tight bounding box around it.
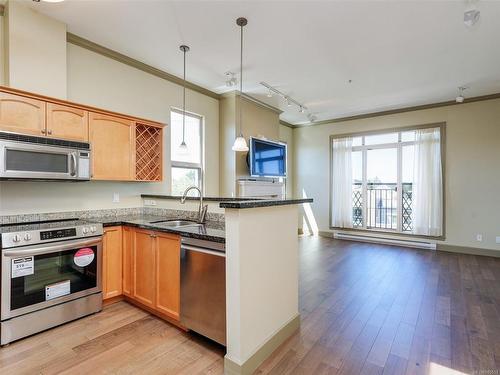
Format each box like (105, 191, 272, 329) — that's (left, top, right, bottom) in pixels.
(24, 233, 32, 241)
(12, 234, 21, 243)
(82, 227, 89, 234)
(90, 226, 97, 233)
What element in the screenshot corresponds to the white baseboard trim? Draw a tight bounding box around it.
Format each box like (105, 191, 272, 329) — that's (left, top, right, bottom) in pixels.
(333, 232, 437, 250)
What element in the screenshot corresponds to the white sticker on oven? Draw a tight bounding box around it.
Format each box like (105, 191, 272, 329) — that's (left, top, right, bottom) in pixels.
(11, 256, 34, 278)
(74, 248, 95, 267)
(46, 280, 71, 301)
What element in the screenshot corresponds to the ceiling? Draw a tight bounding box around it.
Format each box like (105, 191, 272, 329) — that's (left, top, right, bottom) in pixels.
(21, 0, 500, 125)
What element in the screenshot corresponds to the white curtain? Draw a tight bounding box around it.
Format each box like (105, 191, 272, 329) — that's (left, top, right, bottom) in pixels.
(412, 128, 443, 236)
(331, 137, 353, 228)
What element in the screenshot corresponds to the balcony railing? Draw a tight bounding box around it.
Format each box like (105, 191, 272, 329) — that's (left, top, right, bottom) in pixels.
(353, 183, 412, 232)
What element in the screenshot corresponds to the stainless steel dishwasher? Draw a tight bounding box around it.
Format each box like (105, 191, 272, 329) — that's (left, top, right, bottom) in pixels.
(180, 237, 226, 346)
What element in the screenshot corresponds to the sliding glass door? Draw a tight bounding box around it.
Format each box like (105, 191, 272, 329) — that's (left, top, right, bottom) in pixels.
(351, 131, 415, 233)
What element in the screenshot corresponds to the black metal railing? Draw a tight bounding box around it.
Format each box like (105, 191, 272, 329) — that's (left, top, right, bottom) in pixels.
(352, 183, 412, 231)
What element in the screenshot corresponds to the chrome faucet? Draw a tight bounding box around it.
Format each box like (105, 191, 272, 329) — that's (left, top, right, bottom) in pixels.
(180, 186, 208, 224)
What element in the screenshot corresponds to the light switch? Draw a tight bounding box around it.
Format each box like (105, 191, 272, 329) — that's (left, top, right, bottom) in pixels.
(113, 193, 120, 203)
(496, 236, 500, 244)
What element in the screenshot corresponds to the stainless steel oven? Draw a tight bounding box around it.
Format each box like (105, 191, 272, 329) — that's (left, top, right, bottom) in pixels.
(0, 220, 103, 345)
(0, 132, 91, 181)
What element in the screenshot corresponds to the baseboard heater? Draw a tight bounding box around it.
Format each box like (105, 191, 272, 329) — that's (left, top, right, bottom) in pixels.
(334, 232, 436, 250)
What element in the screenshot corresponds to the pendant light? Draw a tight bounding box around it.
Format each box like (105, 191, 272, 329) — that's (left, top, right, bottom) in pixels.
(232, 17, 249, 152)
(179, 45, 190, 153)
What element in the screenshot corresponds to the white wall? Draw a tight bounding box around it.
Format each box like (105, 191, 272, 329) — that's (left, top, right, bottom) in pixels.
(225, 205, 299, 366)
(294, 98, 500, 251)
(3, 1, 67, 98)
(0, 43, 220, 216)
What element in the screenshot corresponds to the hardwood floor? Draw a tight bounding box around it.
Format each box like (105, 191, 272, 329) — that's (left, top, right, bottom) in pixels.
(2, 236, 500, 374)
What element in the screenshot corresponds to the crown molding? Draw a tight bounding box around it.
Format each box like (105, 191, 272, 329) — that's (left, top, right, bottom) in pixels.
(66, 32, 221, 100)
(279, 120, 295, 128)
(223, 90, 283, 115)
(291, 92, 500, 128)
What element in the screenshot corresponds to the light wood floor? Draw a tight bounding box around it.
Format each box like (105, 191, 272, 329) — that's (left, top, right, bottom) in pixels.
(2, 236, 500, 374)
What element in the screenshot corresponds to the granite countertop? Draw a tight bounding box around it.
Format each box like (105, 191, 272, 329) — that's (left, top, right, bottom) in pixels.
(88, 215, 226, 244)
(141, 194, 313, 209)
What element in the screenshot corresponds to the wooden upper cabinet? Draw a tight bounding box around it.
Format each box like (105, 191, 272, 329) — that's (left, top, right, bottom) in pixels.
(46, 103, 88, 142)
(122, 226, 134, 298)
(155, 233, 181, 320)
(0, 92, 46, 136)
(89, 112, 135, 180)
(103, 226, 123, 300)
(133, 229, 156, 308)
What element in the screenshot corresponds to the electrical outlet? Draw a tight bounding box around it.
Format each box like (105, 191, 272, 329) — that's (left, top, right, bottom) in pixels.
(476, 234, 483, 242)
(496, 236, 500, 244)
(144, 199, 156, 206)
(113, 192, 120, 203)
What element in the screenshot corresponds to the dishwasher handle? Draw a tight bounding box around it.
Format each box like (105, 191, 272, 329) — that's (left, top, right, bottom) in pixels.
(181, 244, 226, 257)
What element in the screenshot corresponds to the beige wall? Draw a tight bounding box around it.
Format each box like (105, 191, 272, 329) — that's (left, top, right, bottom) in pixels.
(3, 1, 67, 98)
(294, 98, 500, 251)
(279, 124, 294, 198)
(0, 42, 220, 216)
(219, 94, 237, 197)
(0, 14, 5, 85)
(219, 92, 284, 197)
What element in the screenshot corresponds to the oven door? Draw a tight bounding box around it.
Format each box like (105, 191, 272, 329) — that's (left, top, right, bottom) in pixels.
(0, 140, 79, 180)
(1, 238, 102, 320)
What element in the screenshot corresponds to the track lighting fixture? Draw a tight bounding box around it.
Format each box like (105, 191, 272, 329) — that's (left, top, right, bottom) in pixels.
(456, 86, 467, 103)
(225, 72, 237, 87)
(260, 82, 308, 116)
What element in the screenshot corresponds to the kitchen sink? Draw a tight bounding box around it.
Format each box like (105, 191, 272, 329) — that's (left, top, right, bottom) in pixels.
(149, 219, 201, 227)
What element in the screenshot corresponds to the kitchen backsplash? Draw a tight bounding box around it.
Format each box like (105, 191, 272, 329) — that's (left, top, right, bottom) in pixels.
(0, 207, 224, 225)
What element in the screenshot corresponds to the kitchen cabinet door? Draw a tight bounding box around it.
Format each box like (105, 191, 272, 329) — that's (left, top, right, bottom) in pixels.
(47, 103, 88, 142)
(155, 232, 181, 320)
(102, 226, 123, 300)
(122, 226, 134, 297)
(89, 112, 135, 180)
(133, 229, 156, 308)
(0, 92, 46, 136)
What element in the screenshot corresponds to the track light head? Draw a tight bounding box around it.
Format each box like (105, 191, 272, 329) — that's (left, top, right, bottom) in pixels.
(285, 97, 292, 107)
(299, 106, 305, 113)
(267, 89, 273, 98)
(456, 86, 467, 103)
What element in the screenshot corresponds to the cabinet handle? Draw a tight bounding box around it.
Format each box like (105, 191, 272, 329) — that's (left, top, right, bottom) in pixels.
(48, 130, 53, 135)
(41, 129, 46, 135)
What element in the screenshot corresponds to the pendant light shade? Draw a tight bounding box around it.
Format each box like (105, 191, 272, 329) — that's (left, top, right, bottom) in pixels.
(179, 45, 190, 154)
(232, 134, 248, 152)
(232, 17, 249, 152)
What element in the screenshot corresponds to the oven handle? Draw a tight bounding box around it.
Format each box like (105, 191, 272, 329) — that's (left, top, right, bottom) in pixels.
(2, 238, 102, 258)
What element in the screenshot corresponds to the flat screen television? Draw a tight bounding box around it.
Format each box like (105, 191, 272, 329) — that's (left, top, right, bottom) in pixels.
(248, 137, 287, 178)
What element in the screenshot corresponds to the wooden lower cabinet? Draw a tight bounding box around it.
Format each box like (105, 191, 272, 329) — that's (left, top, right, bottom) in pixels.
(104, 226, 181, 321)
(102, 226, 123, 300)
(122, 226, 134, 297)
(155, 232, 181, 320)
(132, 228, 156, 308)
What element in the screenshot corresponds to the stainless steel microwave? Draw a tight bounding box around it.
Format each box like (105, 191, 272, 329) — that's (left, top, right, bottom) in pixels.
(0, 132, 91, 181)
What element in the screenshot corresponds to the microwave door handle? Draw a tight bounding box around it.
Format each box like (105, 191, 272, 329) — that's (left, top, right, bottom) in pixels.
(3, 238, 102, 258)
(70, 152, 77, 177)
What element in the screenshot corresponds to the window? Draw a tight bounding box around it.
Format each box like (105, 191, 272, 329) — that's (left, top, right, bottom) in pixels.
(170, 110, 203, 196)
(331, 126, 444, 236)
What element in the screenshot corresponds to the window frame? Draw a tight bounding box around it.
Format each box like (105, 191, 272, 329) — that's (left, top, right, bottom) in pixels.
(329, 122, 446, 240)
(170, 108, 204, 194)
